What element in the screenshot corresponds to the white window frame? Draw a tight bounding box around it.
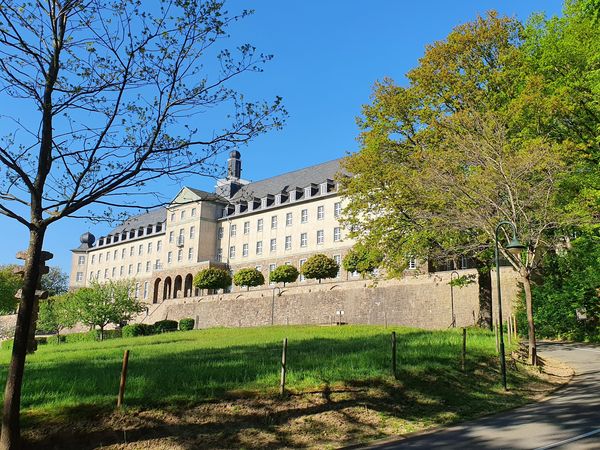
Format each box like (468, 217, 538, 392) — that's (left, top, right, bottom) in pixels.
(270, 238, 277, 252)
(286, 212, 292, 226)
(317, 205, 324, 220)
(333, 227, 341, 242)
(242, 243, 249, 257)
(300, 232, 308, 247)
(256, 241, 263, 255)
(301, 209, 308, 223)
(285, 235, 292, 251)
(271, 215, 277, 229)
(317, 229, 324, 245)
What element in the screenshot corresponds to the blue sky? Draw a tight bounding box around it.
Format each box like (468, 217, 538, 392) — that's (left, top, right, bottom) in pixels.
(0, 0, 563, 275)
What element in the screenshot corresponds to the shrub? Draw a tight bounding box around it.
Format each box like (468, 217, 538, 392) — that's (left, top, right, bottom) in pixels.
(153, 319, 178, 333)
(269, 265, 299, 286)
(47, 335, 66, 345)
(233, 268, 265, 290)
(193, 268, 232, 292)
(301, 254, 339, 283)
(342, 243, 382, 277)
(179, 318, 195, 331)
(122, 323, 154, 338)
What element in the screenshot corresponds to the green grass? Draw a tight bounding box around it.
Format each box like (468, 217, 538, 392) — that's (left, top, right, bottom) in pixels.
(0, 325, 531, 422)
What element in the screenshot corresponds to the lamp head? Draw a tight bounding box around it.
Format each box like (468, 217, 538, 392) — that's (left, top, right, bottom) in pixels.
(506, 238, 526, 256)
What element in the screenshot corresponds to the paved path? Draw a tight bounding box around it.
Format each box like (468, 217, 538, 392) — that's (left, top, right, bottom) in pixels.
(363, 342, 600, 450)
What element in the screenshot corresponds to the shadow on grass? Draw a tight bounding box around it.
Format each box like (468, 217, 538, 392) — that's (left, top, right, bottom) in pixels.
(6, 329, 554, 449)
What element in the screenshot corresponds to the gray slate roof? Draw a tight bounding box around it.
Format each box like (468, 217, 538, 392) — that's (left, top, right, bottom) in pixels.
(109, 207, 166, 235)
(231, 158, 345, 201)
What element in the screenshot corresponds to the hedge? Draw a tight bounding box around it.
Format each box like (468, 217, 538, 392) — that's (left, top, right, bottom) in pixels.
(153, 320, 178, 333)
(179, 318, 195, 331)
(122, 323, 155, 337)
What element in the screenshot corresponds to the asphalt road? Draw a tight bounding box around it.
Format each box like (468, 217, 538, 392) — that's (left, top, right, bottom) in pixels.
(363, 342, 600, 450)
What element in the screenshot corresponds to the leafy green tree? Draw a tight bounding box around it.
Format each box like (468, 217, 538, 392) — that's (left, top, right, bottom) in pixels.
(233, 268, 265, 291)
(37, 294, 78, 342)
(516, 233, 600, 341)
(193, 268, 232, 293)
(340, 9, 598, 365)
(0, 266, 20, 315)
(40, 267, 68, 297)
(73, 280, 144, 340)
(301, 254, 339, 284)
(342, 243, 383, 278)
(269, 265, 299, 286)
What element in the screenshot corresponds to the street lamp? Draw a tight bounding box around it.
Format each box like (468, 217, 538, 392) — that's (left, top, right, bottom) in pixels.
(494, 220, 526, 390)
(450, 270, 459, 328)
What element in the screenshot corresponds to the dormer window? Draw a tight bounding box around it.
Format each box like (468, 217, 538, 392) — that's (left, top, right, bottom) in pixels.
(290, 188, 303, 202)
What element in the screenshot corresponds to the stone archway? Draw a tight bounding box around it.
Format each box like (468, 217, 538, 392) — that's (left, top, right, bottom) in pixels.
(184, 274, 194, 297)
(153, 278, 162, 304)
(163, 277, 172, 300)
(173, 275, 183, 299)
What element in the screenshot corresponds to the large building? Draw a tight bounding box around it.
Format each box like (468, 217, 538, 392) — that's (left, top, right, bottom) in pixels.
(70, 152, 370, 303)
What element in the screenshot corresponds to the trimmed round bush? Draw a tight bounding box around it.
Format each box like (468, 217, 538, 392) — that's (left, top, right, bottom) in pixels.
(233, 267, 265, 291)
(301, 254, 339, 283)
(153, 319, 178, 333)
(179, 318, 195, 331)
(193, 267, 232, 292)
(269, 265, 299, 286)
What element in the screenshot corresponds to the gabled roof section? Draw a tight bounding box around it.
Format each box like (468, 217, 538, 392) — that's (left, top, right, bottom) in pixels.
(230, 158, 346, 201)
(169, 186, 228, 208)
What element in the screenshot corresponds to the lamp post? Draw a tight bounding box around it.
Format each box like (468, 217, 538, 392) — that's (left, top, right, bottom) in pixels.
(271, 286, 281, 326)
(450, 270, 459, 328)
(494, 220, 525, 391)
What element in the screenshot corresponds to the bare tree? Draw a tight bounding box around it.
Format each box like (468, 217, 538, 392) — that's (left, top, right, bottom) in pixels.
(0, 0, 285, 447)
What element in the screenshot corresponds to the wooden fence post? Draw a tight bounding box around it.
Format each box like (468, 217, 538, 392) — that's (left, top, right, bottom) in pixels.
(391, 331, 397, 379)
(117, 349, 130, 408)
(494, 319, 499, 354)
(461, 328, 467, 372)
(280, 338, 288, 396)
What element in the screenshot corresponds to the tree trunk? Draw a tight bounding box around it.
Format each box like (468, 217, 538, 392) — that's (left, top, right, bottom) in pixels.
(475, 259, 493, 330)
(1, 227, 46, 450)
(99, 326, 105, 341)
(521, 272, 537, 366)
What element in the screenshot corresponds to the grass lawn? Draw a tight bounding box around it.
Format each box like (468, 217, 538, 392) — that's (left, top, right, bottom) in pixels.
(0, 325, 564, 449)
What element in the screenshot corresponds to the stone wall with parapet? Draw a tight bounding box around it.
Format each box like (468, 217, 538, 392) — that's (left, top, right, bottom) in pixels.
(151, 268, 520, 330)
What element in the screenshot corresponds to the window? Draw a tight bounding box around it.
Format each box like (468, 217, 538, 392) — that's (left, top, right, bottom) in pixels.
(130, 246, 134, 257)
(217, 227, 223, 239)
(242, 243, 249, 257)
(408, 257, 417, 270)
(91, 255, 95, 264)
(229, 246, 236, 259)
(334, 255, 341, 278)
(136, 262, 141, 273)
(271, 215, 277, 229)
(188, 247, 194, 261)
(114, 250, 118, 260)
(177, 249, 183, 262)
(333, 227, 341, 242)
(216, 248, 223, 262)
(269, 263, 276, 284)
(135, 283, 140, 299)
(300, 232, 308, 247)
(230, 224, 237, 237)
(167, 252, 173, 264)
(180, 210, 186, 220)
(255, 265, 262, 272)
(286, 212, 292, 226)
(317, 230, 324, 244)
(301, 209, 308, 223)
(96, 270, 100, 279)
(104, 269, 108, 278)
(78, 256, 85, 265)
(460, 255, 468, 270)
(89, 272, 94, 281)
(76, 272, 83, 282)
(270, 238, 277, 252)
(285, 235, 292, 251)
(146, 261, 151, 272)
(120, 266, 124, 276)
(169, 231, 174, 243)
(256, 241, 263, 255)
(243, 221, 250, 235)
(317, 205, 324, 220)
(299, 259, 307, 281)
(157, 240, 162, 251)
(143, 282, 149, 299)
(148, 242, 152, 254)
(191, 207, 196, 217)
(334, 202, 342, 218)
(155, 259, 160, 269)
(112, 267, 116, 277)
(257, 218, 263, 232)
(99, 254, 103, 263)
(170, 212, 175, 222)
(128, 264, 133, 275)
(121, 248, 126, 258)
(190, 226, 195, 239)
(106, 251, 110, 262)
(138, 244, 143, 256)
